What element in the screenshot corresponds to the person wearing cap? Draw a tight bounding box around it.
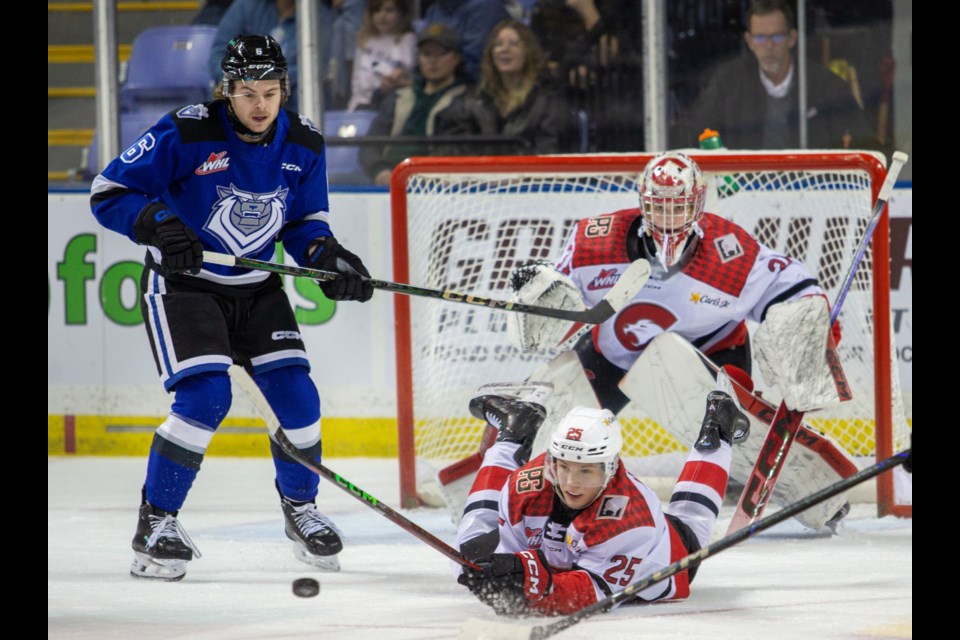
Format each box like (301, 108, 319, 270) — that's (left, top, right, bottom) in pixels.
(91, 34, 373, 582)
(360, 23, 471, 185)
(423, 0, 511, 81)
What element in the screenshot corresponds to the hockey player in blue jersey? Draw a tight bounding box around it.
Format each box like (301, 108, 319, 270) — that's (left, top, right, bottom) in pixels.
(90, 35, 373, 580)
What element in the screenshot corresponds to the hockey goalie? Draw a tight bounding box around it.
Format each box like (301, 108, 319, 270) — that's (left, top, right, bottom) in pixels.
(444, 151, 856, 532)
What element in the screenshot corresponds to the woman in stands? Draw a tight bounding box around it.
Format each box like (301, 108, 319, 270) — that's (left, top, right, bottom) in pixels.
(347, 0, 417, 112)
(436, 19, 576, 155)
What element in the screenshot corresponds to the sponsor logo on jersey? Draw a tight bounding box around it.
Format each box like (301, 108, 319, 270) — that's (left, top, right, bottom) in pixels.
(544, 521, 566, 542)
(689, 292, 731, 309)
(614, 302, 679, 350)
(204, 184, 288, 255)
(597, 495, 628, 519)
(195, 151, 230, 175)
(176, 104, 209, 120)
(282, 163, 302, 172)
(524, 526, 543, 547)
(714, 233, 744, 262)
(271, 330, 302, 341)
(587, 268, 620, 290)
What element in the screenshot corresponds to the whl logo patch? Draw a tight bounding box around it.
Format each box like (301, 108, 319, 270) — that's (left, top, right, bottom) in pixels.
(196, 151, 230, 175)
(587, 268, 620, 290)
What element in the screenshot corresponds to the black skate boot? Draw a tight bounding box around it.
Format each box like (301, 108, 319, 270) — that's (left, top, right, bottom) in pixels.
(469, 395, 546, 466)
(130, 491, 201, 581)
(695, 391, 750, 451)
(278, 481, 343, 572)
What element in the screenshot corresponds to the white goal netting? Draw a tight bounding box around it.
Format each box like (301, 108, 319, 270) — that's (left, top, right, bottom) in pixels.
(393, 152, 911, 516)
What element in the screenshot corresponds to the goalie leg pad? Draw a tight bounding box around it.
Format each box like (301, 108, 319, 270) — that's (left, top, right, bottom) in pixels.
(619, 333, 855, 531)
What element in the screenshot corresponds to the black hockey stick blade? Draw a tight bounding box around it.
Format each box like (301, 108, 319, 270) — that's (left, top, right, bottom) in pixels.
(203, 252, 650, 324)
(458, 449, 910, 640)
(227, 365, 480, 570)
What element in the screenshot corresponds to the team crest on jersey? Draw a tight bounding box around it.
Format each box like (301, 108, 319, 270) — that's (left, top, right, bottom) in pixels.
(615, 302, 678, 350)
(204, 184, 288, 254)
(176, 104, 209, 120)
(587, 268, 620, 290)
(597, 495, 628, 519)
(299, 114, 322, 134)
(195, 151, 230, 175)
(524, 526, 543, 547)
(714, 233, 744, 262)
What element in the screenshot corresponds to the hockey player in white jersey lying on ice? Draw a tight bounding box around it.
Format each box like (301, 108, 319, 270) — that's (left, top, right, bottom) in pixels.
(456, 395, 748, 615)
(497, 150, 853, 531)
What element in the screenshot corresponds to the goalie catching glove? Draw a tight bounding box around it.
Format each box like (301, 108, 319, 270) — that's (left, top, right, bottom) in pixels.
(305, 236, 374, 302)
(506, 261, 585, 351)
(754, 296, 846, 411)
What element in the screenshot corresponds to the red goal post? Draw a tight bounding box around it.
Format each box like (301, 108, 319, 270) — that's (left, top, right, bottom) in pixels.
(390, 151, 911, 518)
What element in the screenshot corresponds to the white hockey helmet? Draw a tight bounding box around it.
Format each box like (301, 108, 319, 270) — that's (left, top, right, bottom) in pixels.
(545, 407, 623, 500)
(638, 151, 707, 269)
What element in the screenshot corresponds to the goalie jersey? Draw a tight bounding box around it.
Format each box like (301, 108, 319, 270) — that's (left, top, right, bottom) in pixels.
(555, 209, 824, 371)
(89, 102, 334, 287)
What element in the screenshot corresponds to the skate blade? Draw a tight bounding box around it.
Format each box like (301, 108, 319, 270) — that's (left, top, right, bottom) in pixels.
(292, 542, 341, 572)
(130, 551, 187, 581)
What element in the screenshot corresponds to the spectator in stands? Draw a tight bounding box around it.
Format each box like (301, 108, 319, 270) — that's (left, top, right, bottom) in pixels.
(208, 0, 335, 111)
(678, 0, 872, 149)
(436, 19, 575, 155)
(423, 0, 511, 82)
(327, 0, 368, 109)
(347, 0, 417, 112)
(530, 0, 644, 152)
(359, 23, 470, 186)
(193, 0, 235, 25)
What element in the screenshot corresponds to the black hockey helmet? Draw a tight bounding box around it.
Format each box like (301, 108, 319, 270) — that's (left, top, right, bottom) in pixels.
(221, 35, 290, 94)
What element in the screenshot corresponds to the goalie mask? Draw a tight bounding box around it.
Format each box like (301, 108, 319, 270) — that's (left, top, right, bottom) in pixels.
(221, 34, 290, 98)
(638, 152, 707, 269)
(545, 407, 623, 509)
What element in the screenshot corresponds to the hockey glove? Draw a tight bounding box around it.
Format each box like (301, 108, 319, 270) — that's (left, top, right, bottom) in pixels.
(506, 261, 584, 351)
(457, 550, 553, 615)
(305, 236, 374, 302)
(133, 203, 203, 276)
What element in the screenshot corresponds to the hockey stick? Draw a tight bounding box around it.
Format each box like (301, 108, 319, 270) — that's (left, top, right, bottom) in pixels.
(203, 251, 651, 325)
(458, 448, 911, 640)
(725, 150, 908, 535)
(227, 365, 480, 570)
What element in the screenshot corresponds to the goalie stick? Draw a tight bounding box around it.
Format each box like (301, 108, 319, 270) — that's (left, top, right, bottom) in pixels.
(725, 150, 908, 535)
(204, 252, 651, 325)
(458, 448, 911, 640)
(227, 365, 480, 570)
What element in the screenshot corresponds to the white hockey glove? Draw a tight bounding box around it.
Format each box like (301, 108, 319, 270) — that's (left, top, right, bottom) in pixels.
(754, 296, 845, 411)
(505, 261, 585, 352)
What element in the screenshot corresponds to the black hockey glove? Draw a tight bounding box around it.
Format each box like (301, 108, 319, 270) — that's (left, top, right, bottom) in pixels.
(457, 550, 553, 615)
(305, 236, 374, 302)
(133, 203, 203, 276)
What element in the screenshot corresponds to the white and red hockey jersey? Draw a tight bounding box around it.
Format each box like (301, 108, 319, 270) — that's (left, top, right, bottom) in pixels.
(555, 209, 823, 371)
(492, 452, 694, 614)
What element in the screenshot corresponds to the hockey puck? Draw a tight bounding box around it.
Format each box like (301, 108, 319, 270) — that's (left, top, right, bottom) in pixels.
(292, 577, 320, 598)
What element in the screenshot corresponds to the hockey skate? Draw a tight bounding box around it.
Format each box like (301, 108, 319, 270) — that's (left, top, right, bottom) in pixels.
(695, 391, 750, 451)
(469, 394, 547, 466)
(130, 501, 201, 581)
(279, 487, 343, 572)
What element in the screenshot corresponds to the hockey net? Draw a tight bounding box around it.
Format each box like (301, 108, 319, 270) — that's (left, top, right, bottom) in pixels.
(391, 152, 911, 517)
